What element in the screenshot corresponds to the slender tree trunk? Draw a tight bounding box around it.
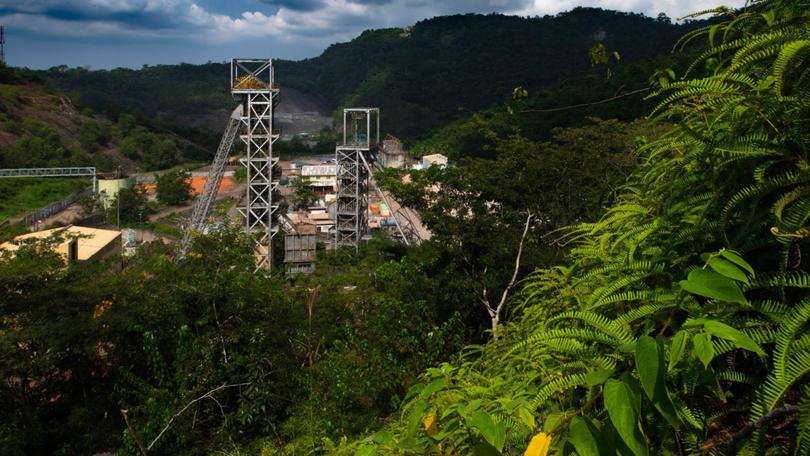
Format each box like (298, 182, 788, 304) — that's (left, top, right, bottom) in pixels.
(480, 212, 533, 337)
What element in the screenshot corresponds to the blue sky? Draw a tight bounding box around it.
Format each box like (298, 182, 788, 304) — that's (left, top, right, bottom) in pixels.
(1, 0, 747, 69)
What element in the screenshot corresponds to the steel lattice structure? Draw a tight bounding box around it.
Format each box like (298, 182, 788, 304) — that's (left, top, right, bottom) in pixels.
(335, 108, 379, 250)
(0, 167, 97, 192)
(232, 59, 281, 271)
(179, 106, 241, 258)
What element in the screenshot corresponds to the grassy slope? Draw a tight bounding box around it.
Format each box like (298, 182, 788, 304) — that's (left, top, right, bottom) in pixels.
(0, 178, 90, 222)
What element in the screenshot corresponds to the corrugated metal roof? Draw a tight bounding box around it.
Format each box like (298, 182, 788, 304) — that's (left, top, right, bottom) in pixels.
(301, 165, 337, 177)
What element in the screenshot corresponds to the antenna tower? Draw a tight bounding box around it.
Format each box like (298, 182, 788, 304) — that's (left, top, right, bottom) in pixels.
(231, 59, 281, 271)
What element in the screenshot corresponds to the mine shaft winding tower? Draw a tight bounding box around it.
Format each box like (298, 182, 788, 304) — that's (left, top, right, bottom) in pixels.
(231, 59, 281, 271)
(335, 108, 379, 250)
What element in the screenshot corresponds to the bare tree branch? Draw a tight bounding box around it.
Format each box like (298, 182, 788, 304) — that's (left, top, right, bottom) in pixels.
(211, 300, 228, 365)
(120, 409, 148, 456)
(481, 212, 534, 337)
(724, 404, 799, 455)
(146, 382, 252, 452)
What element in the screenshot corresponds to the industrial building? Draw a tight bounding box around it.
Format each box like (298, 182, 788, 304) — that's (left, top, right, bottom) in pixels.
(97, 176, 136, 208)
(284, 222, 316, 274)
(300, 165, 337, 193)
(1, 225, 122, 262)
(420, 153, 449, 170)
(381, 135, 407, 169)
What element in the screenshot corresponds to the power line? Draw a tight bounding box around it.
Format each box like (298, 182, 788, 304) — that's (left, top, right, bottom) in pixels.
(519, 87, 651, 114)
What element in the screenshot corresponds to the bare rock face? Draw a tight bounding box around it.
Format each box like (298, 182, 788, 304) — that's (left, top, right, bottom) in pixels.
(275, 87, 333, 138)
(174, 87, 333, 138)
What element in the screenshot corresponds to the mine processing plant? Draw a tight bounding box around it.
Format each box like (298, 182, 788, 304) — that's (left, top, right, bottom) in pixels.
(182, 62, 425, 271)
(335, 108, 379, 250)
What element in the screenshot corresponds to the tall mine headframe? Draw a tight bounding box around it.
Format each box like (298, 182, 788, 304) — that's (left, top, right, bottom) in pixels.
(231, 59, 281, 271)
(335, 108, 380, 250)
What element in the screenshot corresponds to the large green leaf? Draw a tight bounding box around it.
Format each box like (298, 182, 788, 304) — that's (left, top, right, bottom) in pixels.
(635, 336, 679, 428)
(668, 330, 689, 372)
(569, 417, 609, 456)
(679, 269, 747, 303)
(707, 257, 749, 284)
(419, 379, 446, 399)
(474, 441, 502, 456)
(703, 320, 765, 356)
(471, 410, 506, 452)
(692, 333, 715, 368)
(354, 445, 375, 456)
(718, 249, 754, 275)
(406, 399, 428, 437)
(604, 379, 648, 456)
(585, 369, 613, 386)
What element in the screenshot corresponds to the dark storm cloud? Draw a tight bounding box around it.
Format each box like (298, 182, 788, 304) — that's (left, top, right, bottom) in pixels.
(0, 1, 188, 36)
(258, 0, 326, 11)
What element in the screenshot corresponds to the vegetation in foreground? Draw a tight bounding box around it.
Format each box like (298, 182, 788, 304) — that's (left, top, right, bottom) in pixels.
(0, 1, 808, 455)
(343, 2, 810, 454)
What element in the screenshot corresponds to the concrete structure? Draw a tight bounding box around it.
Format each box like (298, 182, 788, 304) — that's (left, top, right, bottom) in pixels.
(381, 135, 406, 169)
(98, 176, 135, 209)
(421, 153, 448, 169)
(1, 225, 121, 262)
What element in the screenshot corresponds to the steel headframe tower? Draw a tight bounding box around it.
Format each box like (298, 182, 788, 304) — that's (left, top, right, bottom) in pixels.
(232, 59, 281, 271)
(335, 108, 380, 250)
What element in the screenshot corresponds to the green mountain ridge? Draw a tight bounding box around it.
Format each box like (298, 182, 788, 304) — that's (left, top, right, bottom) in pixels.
(38, 8, 700, 145)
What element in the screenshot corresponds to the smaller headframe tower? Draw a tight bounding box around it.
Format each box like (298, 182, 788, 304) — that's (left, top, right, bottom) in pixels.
(1, 26, 6, 66)
(335, 108, 380, 250)
(231, 59, 281, 271)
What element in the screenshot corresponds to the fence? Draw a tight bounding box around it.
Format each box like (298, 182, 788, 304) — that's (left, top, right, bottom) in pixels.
(23, 187, 94, 226)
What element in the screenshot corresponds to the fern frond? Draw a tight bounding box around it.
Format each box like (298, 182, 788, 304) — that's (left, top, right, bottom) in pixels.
(717, 370, 759, 385)
(550, 310, 635, 345)
(530, 373, 587, 410)
(773, 40, 810, 96)
(612, 303, 676, 328)
(509, 328, 618, 355)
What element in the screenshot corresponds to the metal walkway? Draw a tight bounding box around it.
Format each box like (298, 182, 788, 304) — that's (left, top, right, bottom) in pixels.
(0, 167, 97, 192)
(179, 106, 242, 258)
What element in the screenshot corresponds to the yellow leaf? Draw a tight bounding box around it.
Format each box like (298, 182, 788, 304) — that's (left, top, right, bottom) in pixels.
(524, 432, 552, 456)
(423, 412, 438, 437)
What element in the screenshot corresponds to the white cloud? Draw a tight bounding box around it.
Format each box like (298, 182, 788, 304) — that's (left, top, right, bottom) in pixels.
(515, 0, 749, 19)
(0, 0, 756, 68)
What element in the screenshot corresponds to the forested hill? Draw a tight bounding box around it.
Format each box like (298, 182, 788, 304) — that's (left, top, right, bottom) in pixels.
(0, 66, 198, 173)
(40, 8, 697, 141)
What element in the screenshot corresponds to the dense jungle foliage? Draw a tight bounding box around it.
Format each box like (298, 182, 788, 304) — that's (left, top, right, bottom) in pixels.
(0, 114, 646, 454)
(340, 1, 810, 455)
